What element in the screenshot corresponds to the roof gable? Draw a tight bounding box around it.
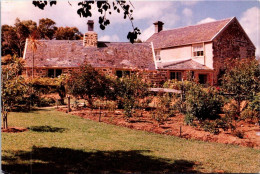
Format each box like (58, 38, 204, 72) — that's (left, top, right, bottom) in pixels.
(146, 17, 233, 49)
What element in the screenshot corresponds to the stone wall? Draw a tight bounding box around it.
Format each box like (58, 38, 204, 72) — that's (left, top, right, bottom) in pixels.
(212, 19, 255, 84)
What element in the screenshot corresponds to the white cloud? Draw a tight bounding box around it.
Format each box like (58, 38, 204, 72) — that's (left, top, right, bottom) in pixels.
(99, 34, 120, 42)
(197, 17, 216, 24)
(138, 25, 154, 41)
(132, 2, 173, 21)
(182, 8, 193, 25)
(240, 7, 260, 56)
(182, 8, 193, 18)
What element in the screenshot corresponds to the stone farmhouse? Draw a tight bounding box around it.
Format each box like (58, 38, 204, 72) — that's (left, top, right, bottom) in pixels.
(23, 17, 255, 86)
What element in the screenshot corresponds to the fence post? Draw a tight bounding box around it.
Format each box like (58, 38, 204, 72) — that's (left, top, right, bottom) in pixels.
(67, 96, 71, 112)
(99, 106, 101, 122)
(180, 125, 182, 138)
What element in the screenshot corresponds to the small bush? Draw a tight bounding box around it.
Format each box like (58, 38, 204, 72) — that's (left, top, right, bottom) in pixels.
(232, 130, 244, 139)
(184, 113, 195, 126)
(184, 85, 223, 123)
(202, 120, 220, 135)
(37, 97, 56, 107)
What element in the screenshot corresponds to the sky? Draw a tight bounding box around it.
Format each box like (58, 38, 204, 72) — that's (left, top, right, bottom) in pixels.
(1, 0, 260, 56)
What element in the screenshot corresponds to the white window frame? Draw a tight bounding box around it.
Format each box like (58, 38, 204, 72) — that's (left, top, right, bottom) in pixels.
(192, 44, 204, 57)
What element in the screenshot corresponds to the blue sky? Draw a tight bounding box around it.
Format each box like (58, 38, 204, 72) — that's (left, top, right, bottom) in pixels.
(1, 0, 260, 55)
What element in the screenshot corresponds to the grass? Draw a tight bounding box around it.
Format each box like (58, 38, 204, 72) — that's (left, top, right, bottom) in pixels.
(2, 108, 260, 173)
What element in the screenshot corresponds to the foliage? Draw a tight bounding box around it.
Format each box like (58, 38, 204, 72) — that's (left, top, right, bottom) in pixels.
(1, 18, 37, 57)
(1, 18, 81, 57)
(185, 85, 223, 122)
(55, 27, 83, 40)
(240, 93, 260, 122)
(66, 63, 114, 107)
(32, 0, 141, 43)
(115, 73, 149, 119)
(1, 55, 29, 128)
(152, 92, 176, 125)
(201, 120, 220, 135)
(222, 58, 260, 115)
(29, 76, 67, 105)
(38, 18, 57, 39)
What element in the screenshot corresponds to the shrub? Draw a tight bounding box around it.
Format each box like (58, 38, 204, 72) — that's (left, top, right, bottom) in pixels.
(152, 109, 169, 126)
(240, 93, 260, 123)
(116, 73, 149, 120)
(184, 85, 223, 122)
(222, 58, 260, 116)
(37, 97, 56, 107)
(202, 120, 220, 135)
(66, 63, 114, 107)
(232, 130, 244, 139)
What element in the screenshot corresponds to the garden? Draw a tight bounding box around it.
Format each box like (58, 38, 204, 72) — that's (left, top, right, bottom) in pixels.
(1, 55, 260, 173)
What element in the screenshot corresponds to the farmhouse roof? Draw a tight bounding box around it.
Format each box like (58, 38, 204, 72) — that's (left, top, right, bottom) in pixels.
(147, 17, 234, 49)
(157, 59, 211, 70)
(24, 40, 155, 70)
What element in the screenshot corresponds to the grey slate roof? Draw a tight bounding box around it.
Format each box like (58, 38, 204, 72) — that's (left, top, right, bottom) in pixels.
(147, 18, 233, 49)
(24, 40, 155, 70)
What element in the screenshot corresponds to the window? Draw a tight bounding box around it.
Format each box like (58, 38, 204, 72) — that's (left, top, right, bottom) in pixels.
(116, 70, 130, 78)
(170, 71, 182, 81)
(48, 69, 62, 78)
(155, 50, 161, 61)
(193, 44, 204, 57)
(199, 74, 208, 84)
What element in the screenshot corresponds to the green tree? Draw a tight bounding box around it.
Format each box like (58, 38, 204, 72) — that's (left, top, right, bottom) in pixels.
(55, 27, 82, 40)
(1, 25, 18, 56)
(116, 73, 149, 119)
(1, 55, 29, 128)
(66, 63, 113, 107)
(222, 58, 260, 116)
(38, 18, 57, 39)
(1, 18, 38, 57)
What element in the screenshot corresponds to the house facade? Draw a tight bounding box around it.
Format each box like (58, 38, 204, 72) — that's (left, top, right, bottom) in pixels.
(23, 17, 255, 86)
(147, 17, 255, 85)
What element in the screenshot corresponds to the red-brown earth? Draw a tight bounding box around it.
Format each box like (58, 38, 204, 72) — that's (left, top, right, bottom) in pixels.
(1, 127, 28, 133)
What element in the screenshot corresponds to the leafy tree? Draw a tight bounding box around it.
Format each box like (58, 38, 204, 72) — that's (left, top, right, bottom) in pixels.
(222, 58, 260, 116)
(38, 18, 57, 39)
(32, 0, 141, 43)
(1, 25, 18, 56)
(66, 63, 113, 107)
(55, 27, 82, 40)
(1, 18, 38, 57)
(184, 85, 223, 123)
(1, 55, 29, 128)
(14, 18, 37, 57)
(116, 73, 149, 119)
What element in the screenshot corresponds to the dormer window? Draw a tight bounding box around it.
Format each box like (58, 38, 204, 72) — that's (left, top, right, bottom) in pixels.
(155, 50, 161, 61)
(193, 44, 204, 57)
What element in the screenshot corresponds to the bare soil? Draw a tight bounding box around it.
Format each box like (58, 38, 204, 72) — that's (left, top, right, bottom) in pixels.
(58, 107, 260, 149)
(1, 127, 28, 133)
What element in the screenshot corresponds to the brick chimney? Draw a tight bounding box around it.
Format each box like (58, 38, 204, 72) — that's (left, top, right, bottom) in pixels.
(153, 21, 164, 33)
(83, 20, 97, 47)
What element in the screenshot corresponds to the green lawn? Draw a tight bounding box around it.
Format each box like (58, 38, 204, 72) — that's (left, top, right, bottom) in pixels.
(2, 108, 259, 173)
